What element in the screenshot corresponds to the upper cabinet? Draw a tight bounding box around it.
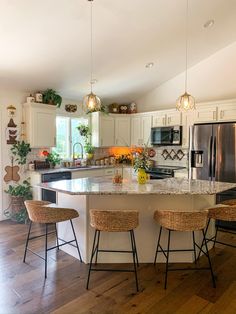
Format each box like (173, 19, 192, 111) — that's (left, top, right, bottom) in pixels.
(131, 114, 152, 146)
(91, 112, 115, 147)
(193, 105, 217, 123)
(23, 103, 56, 148)
(115, 116, 131, 146)
(218, 102, 236, 122)
(152, 110, 181, 127)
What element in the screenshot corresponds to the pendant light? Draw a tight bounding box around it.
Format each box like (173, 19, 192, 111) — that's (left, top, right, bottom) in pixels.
(83, 0, 101, 111)
(176, 0, 196, 111)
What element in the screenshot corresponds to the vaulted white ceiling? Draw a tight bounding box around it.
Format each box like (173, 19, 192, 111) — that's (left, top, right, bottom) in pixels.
(0, 0, 236, 104)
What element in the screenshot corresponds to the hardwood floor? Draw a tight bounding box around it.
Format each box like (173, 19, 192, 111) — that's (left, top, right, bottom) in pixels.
(0, 220, 236, 314)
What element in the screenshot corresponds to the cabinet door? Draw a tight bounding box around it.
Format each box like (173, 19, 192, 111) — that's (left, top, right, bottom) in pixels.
(194, 105, 217, 123)
(181, 111, 194, 148)
(71, 169, 104, 179)
(100, 116, 115, 146)
(115, 117, 130, 146)
(166, 110, 182, 126)
(141, 115, 152, 145)
(218, 103, 236, 121)
(131, 116, 142, 146)
(152, 112, 166, 127)
(32, 107, 56, 147)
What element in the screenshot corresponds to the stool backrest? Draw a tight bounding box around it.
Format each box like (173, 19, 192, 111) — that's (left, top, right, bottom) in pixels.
(90, 209, 139, 232)
(208, 206, 236, 221)
(154, 210, 208, 231)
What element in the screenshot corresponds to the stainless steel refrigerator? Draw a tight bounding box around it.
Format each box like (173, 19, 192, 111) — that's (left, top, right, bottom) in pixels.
(190, 122, 236, 229)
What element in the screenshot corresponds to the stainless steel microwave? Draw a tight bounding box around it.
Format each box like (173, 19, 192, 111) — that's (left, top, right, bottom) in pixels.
(151, 126, 182, 146)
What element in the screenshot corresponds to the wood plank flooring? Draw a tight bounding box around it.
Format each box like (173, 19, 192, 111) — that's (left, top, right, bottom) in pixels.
(0, 220, 236, 314)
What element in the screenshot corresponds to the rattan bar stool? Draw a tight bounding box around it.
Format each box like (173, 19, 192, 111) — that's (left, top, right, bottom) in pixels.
(23, 200, 82, 278)
(198, 204, 236, 257)
(86, 209, 139, 292)
(153, 209, 216, 289)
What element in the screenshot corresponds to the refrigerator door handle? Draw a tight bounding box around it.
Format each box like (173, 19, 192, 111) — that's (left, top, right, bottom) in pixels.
(212, 136, 216, 180)
(208, 136, 213, 179)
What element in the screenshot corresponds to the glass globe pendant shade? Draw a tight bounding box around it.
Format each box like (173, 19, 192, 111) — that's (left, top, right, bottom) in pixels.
(83, 91, 101, 111)
(176, 91, 196, 111)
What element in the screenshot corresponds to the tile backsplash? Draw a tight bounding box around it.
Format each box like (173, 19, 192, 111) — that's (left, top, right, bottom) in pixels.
(152, 146, 189, 168)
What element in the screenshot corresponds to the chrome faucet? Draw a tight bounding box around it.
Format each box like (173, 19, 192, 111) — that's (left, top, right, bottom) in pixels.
(72, 142, 84, 164)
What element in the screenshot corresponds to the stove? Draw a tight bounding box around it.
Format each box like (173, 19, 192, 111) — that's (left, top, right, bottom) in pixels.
(147, 165, 185, 180)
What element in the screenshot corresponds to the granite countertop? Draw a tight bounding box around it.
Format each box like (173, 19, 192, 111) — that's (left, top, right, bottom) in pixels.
(39, 176, 236, 196)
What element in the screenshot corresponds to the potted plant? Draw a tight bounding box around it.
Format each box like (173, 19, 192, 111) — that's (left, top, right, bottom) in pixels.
(77, 124, 94, 159)
(42, 151, 61, 168)
(133, 146, 151, 184)
(11, 141, 31, 165)
(43, 89, 62, 108)
(4, 180, 33, 223)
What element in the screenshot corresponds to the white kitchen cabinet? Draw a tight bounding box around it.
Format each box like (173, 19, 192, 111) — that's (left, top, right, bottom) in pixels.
(194, 105, 217, 123)
(218, 103, 236, 122)
(114, 116, 130, 146)
(152, 111, 166, 127)
(166, 110, 182, 126)
(131, 114, 152, 146)
(91, 112, 115, 147)
(23, 102, 56, 148)
(152, 110, 181, 127)
(71, 169, 104, 179)
(181, 111, 194, 148)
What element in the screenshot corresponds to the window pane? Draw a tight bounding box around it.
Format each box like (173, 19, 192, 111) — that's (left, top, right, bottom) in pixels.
(53, 116, 70, 159)
(71, 118, 89, 158)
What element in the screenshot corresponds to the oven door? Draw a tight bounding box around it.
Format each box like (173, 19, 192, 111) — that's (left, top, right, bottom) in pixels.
(151, 127, 173, 145)
(149, 173, 172, 180)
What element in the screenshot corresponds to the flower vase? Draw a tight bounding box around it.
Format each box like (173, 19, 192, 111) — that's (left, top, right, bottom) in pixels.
(137, 168, 147, 184)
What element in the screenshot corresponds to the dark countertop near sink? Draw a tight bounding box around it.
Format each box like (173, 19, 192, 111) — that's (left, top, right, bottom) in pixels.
(28, 165, 131, 175)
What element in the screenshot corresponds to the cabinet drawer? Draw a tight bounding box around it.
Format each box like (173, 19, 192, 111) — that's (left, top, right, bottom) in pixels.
(104, 168, 115, 176)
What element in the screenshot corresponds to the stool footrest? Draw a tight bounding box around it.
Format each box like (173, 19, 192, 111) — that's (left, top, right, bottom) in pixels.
(97, 249, 133, 253)
(90, 268, 135, 272)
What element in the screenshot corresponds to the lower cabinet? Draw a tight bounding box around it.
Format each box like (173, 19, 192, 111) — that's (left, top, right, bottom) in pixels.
(71, 169, 104, 179)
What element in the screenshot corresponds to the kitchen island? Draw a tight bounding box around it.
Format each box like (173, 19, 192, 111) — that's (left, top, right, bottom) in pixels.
(39, 176, 236, 264)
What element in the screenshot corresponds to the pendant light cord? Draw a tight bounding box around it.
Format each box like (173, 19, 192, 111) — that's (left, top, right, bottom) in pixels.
(90, 0, 93, 93)
(185, 0, 189, 92)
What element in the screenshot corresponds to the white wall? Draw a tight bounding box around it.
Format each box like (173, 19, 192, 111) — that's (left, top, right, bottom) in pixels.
(135, 41, 236, 112)
(0, 89, 81, 220)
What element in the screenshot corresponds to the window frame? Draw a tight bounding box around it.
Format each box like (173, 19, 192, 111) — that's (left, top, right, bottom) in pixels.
(54, 113, 90, 160)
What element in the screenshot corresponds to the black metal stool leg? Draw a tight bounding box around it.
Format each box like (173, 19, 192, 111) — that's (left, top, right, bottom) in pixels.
(154, 226, 162, 265)
(131, 230, 139, 267)
(23, 221, 32, 263)
(55, 223, 59, 251)
(95, 230, 100, 264)
(130, 231, 139, 292)
(86, 229, 98, 289)
(213, 225, 219, 248)
(201, 229, 216, 288)
(197, 218, 210, 260)
(164, 230, 171, 290)
(192, 231, 197, 264)
(45, 224, 48, 279)
(70, 220, 82, 262)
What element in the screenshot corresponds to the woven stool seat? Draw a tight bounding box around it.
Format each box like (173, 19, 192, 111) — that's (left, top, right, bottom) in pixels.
(221, 199, 236, 206)
(207, 205, 236, 221)
(90, 209, 139, 232)
(25, 200, 79, 224)
(154, 210, 208, 231)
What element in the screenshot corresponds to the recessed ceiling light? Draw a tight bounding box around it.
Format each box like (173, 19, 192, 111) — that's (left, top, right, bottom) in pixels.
(90, 79, 98, 84)
(204, 19, 214, 28)
(145, 62, 154, 68)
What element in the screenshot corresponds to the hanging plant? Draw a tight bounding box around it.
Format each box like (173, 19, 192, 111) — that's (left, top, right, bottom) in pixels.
(11, 141, 31, 165)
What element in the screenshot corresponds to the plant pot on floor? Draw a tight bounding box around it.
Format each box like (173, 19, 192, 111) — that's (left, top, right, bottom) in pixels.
(10, 196, 28, 223)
